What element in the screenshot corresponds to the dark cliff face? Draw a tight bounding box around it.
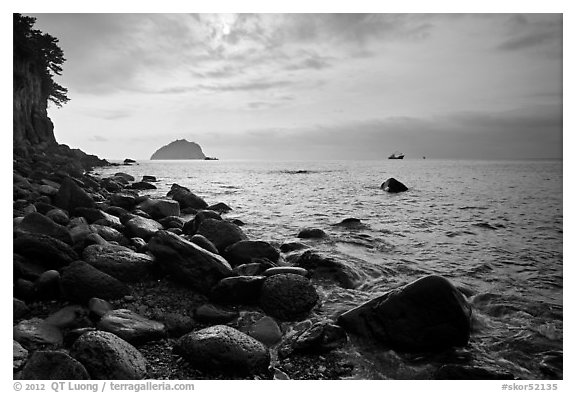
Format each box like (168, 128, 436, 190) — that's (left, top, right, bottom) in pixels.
(150, 139, 207, 160)
(13, 55, 57, 151)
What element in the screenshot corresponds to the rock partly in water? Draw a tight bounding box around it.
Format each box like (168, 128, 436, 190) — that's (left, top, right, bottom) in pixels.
(70, 330, 147, 380)
(182, 210, 222, 235)
(259, 273, 319, 321)
(292, 321, 348, 353)
(206, 202, 232, 213)
(60, 261, 130, 302)
(148, 230, 233, 294)
(224, 240, 280, 267)
(337, 275, 472, 352)
(137, 198, 181, 219)
(130, 181, 157, 190)
(294, 250, 360, 289)
(381, 177, 408, 193)
(21, 350, 90, 380)
(97, 309, 166, 344)
(169, 186, 208, 210)
(174, 325, 270, 375)
(248, 316, 283, 347)
(196, 218, 248, 253)
(297, 228, 327, 239)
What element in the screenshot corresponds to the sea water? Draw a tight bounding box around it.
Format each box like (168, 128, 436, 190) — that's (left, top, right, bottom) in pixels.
(95, 159, 563, 379)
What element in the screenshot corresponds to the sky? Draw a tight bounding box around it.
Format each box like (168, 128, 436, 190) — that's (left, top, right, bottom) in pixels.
(27, 13, 563, 160)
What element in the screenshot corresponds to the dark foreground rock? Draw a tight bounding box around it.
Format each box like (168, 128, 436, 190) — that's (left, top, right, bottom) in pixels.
(13, 318, 64, 349)
(82, 244, 155, 282)
(97, 309, 166, 344)
(18, 212, 72, 244)
(381, 177, 408, 193)
(14, 233, 78, 269)
(21, 350, 90, 380)
(337, 275, 472, 352)
(259, 273, 319, 321)
(60, 261, 130, 302)
(70, 330, 147, 379)
(224, 240, 280, 266)
(196, 218, 248, 253)
(148, 230, 233, 293)
(125, 216, 163, 240)
(53, 177, 96, 212)
(175, 325, 270, 375)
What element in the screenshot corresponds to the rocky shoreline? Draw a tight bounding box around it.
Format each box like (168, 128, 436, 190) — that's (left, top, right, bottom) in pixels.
(13, 149, 516, 380)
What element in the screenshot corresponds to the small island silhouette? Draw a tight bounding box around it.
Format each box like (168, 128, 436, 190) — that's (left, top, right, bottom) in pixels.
(150, 139, 207, 160)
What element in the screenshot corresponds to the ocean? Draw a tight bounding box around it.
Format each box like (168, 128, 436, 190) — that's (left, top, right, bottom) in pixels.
(95, 159, 563, 379)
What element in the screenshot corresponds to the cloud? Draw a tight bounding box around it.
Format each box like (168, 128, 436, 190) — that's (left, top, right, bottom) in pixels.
(496, 14, 562, 54)
(79, 108, 133, 120)
(89, 135, 108, 142)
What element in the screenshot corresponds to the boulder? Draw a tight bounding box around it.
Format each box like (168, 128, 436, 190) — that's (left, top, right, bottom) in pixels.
(381, 177, 408, 193)
(297, 228, 327, 239)
(21, 350, 90, 380)
(189, 234, 219, 254)
(259, 274, 319, 321)
(82, 244, 155, 282)
(182, 210, 222, 235)
(294, 251, 360, 289)
(101, 178, 123, 192)
(125, 216, 163, 240)
(97, 309, 166, 344)
(196, 218, 248, 253)
(53, 177, 96, 213)
(248, 316, 283, 346)
(70, 331, 147, 380)
(137, 198, 180, 219)
(130, 181, 157, 190)
(157, 216, 185, 229)
(45, 208, 70, 226)
(175, 325, 270, 375)
(88, 298, 114, 319)
(15, 279, 36, 301)
(13, 340, 28, 371)
(279, 242, 309, 253)
(38, 184, 59, 196)
(110, 192, 137, 209)
(169, 187, 208, 210)
(224, 240, 280, 267)
(263, 266, 309, 277)
(13, 318, 64, 349)
(18, 212, 73, 244)
(148, 231, 233, 293)
(14, 233, 78, 269)
(34, 270, 61, 300)
(206, 202, 232, 213)
(142, 175, 157, 182)
(233, 262, 273, 276)
(60, 261, 130, 302)
(44, 305, 92, 330)
(194, 304, 239, 324)
(293, 321, 348, 353)
(210, 276, 266, 305)
(114, 172, 135, 182)
(337, 275, 472, 352)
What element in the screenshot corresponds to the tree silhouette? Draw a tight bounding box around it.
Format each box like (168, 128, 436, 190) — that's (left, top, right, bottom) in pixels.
(13, 13, 70, 107)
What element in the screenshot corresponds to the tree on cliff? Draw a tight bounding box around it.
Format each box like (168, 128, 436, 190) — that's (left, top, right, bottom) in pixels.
(13, 13, 69, 107)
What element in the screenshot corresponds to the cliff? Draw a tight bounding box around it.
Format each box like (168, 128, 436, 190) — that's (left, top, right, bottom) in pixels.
(150, 139, 207, 160)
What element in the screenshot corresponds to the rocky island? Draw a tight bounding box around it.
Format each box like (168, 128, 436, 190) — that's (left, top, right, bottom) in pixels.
(150, 139, 206, 160)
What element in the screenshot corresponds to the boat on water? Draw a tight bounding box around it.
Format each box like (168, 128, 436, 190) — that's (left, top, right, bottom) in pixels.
(388, 151, 405, 159)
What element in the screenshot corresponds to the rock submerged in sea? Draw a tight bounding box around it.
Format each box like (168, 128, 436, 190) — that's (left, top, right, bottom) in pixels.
(337, 275, 472, 352)
(259, 273, 319, 321)
(297, 228, 327, 239)
(381, 177, 408, 193)
(174, 325, 270, 375)
(224, 240, 280, 266)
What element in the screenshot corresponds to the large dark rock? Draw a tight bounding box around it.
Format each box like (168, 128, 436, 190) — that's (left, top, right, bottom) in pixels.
(148, 230, 233, 294)
(210, 276, 266, 305)
(292, 321, 348, 353)
(130, 181, 157, 190)
(14, 233, 78, 269)
(189, 234, 219, 254)
(60, 261, 130, 302)
(297, 228, 327, 239)
(194, 304, 239, 324)
(174, 325, 270, 375)
(13, 318, 64, 349)
(34, 270, 61, 300)
(44, 305, 91, 330)
(169, 186, 208, 210)
(182, 210, 222, 235)
(206, 202, 232, 213)
(259, 274, 319, 321)
(125, 215, 163, 240)
(381, 177, 408, 193)
(337, 275, 472, 352)
(224, 240, 280, 267)
(45, 208, 70, 226)
(196, 218, 248, 253)
(53, 177, 96, 213)
(248, 316, 283, 347)
(137, 198, 180, 219)
(90, 224, 127, 244)
(70, 331, 147, 380)
(294, 250, 360, 289)
(97, 309, 166, 344)
(17, 212, 72, 244)
(21, 350, 90, 380)
(82, 244, 155, 282)
(109, 192, 137, 209)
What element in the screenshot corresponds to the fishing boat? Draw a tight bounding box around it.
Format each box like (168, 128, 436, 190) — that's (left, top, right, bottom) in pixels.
(388, 151, 405, 159)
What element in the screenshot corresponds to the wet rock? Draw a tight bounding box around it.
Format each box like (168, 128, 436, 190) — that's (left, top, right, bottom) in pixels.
(114, 172, 135, 182)
(46, 208, 69, 226)
(14, 233, 78, 269)
(169, 186, 208, 210)
(174, 325, 270, 375)
(206, 202, 232, 213)
(53, 177, 96, 213)
(158, 216, 185, 229)
(34, 270, 61, 300)
(98, 309, 166, 344)
(279, 242, 309, 253)
(88, 298, 114, 319)
(434, 364, 514, 380)
(196, 218, 248, 253)
(337, 275, 472, 352)
(131, 237, 148, 253)
(248, 316, 282, 346)
(38, 184, 59, 196)
(82, 244, 155, 282)
(44, 305, 92, 330)
(259, 274, 319, 321)
(13, 340, 28, 371)
(263, 266, 309, 277)
(101, 178, 123, 192)
(181, 210, 222, 235)
(233, 262, 273, 276)
(224, 240, 280, 267)
(297, 228, 327, 239)
(294, 250, 360, 289)
(194, 304, 239, 324)
(70, 331, 147, 380)
(110, 192, 137, 209)
(130, 181, 157, 190)
(148, 230, 233, 294)
(14, 298, 30, 320)
(17, 212, 73, 244)
(142, 175, 157, 182)
(333, 217, 365, 228)
(381, 177, 408, 193)
(125, 215, 163, 240)
(189, 234, 219, 254)
(60, 261, 130, 302)
(13, 318, 64, 349)
(210, 276, 266, 305)
(21, 350, 90, 380)
(293, 322, 348, 353)
(90, 224, 127, 244)
(104, 206, 129, 218)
